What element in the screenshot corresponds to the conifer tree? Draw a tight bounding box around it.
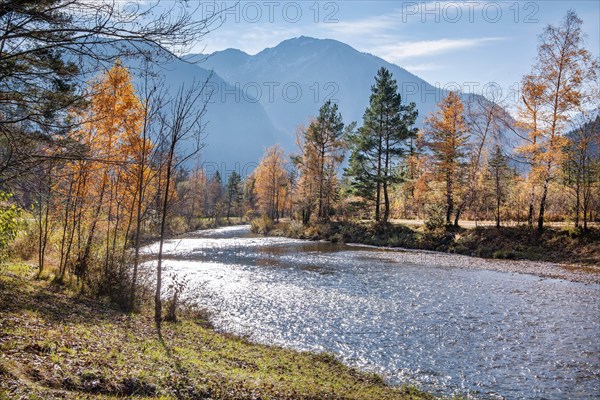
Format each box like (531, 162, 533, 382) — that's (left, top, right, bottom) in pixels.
(226, 171, 243, 221)
(346, 67, 418, 223)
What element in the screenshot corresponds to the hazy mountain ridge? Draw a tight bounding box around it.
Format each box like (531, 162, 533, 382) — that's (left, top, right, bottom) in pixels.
(111, 36, 520, 171)
(191, 36, 449, 140)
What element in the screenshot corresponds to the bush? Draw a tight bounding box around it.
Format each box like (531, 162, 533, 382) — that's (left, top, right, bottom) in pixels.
(492, 249, 516, 259)
(164, 273, 189, 323)
(0, 192, 22, 260)
(424, 203, 446, 232)
(250, 216, 274, 235)
(167, 215, 187, 235)
(11, 218, 35, 261)
(284, 220, 305, 238)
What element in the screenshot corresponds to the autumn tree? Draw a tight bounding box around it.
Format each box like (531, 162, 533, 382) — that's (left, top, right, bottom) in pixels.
(243, 173, 258, 218)
(292, 125, 317, 224)
(423, 92, 469, 225)
(452, 96, 506, 226)
(514, 74, 546, 227)
(179, 167, 207, 227)
(66, 61, 144, 285)
(347, 67, 417, 223)
(518, 11, 598, 231)
(396, 131, 431, 219)
(254, 146, 288, 221)
(294, 101, 352, 223)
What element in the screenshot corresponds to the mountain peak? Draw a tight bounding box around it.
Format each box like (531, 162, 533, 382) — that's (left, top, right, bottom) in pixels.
(276, 36, 342, 48)
(217, 48, 250, 57)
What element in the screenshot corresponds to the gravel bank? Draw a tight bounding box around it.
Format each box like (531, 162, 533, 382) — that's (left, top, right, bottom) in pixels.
(349, 243, 600, 285)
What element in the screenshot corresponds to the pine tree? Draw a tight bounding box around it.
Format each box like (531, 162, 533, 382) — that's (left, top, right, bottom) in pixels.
(488, 144, 511, 228)
(346, 67, 418, 223)
(225, 171, 243, 221)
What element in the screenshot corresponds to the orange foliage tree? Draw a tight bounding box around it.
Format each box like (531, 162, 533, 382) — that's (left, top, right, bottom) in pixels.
(53, 61, 161, 304)
(517, 11, 597, 231)
(254, 145, 289, 221)
(424, 92, 469, 225)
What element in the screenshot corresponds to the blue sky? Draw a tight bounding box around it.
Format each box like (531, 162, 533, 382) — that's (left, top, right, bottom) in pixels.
(188, 1, 599, 100)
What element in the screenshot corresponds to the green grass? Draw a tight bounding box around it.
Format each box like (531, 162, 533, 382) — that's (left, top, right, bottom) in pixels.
(0, 263, 435, 399)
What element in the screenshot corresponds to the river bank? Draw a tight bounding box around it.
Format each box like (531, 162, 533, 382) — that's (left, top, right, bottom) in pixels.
(0, 263, 434, 400)
(263, 220, 600, 284)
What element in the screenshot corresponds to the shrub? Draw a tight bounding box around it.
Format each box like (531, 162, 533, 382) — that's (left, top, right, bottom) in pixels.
(284, 220, 305, 238)
(164, 273, 189, 322)
(424, 203, 446, 232)
(0, 192, 22, 260)
(11, 218, 35, 261)
(167, 216, 187, 235)
(492, 249, 516, 259)
(250, 216, 274, 235)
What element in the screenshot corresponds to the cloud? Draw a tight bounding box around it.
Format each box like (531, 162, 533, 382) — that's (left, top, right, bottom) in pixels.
(323, 11, 401, 36)
(402, 63, 441, 72)
(322, 1, 498, 37)
(371, 37, 504, 62)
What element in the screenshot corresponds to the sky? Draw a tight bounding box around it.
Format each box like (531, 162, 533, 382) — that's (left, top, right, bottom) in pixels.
(185, 0, 599, 101)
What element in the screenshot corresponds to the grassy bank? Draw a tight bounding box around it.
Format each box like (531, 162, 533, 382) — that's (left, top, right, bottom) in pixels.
(267, 220, 600, 266)
(0, 263, 434, 400)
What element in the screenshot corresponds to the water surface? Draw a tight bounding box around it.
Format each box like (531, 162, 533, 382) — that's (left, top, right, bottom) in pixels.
(144, 225, 600, 399)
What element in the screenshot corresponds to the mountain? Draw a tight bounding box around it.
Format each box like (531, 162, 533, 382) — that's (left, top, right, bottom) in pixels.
(127, 57, 284, 171)
(100, 36, 518, 173)
(189, 36, 448, 148)
(75, 41, 284, 171)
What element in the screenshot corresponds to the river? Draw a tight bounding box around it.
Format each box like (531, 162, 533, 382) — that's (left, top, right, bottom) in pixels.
(143, 225, 600, 399)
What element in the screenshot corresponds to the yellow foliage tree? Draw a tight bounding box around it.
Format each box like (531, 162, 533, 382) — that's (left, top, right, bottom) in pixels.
(56, 61, 150, 289)
(424, 92, 469, 224)
(517, 11, 597, 231)
(254, 145, 288, 221)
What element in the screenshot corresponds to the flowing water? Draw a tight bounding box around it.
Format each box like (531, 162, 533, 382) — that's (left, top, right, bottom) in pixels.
(144, 225, 600, 399)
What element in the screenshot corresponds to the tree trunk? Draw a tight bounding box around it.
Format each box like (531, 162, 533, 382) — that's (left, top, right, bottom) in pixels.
(495, 170, 501, 228)
(453, 207, 462, 227)
(76, 173, 107, 286)
(155, 151, 174, 327)
(537, 178, 549, 232)
(528, 186, 535, 228)
(383, 133, 390, 224)
(318, 143, 325, 221)
(446, 170, 453, 225)
(574, 175, 580, 228)
(375, 139, 382, 222)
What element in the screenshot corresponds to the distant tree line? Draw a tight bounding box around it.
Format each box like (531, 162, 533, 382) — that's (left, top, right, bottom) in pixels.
(247, 11, 598, 232)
